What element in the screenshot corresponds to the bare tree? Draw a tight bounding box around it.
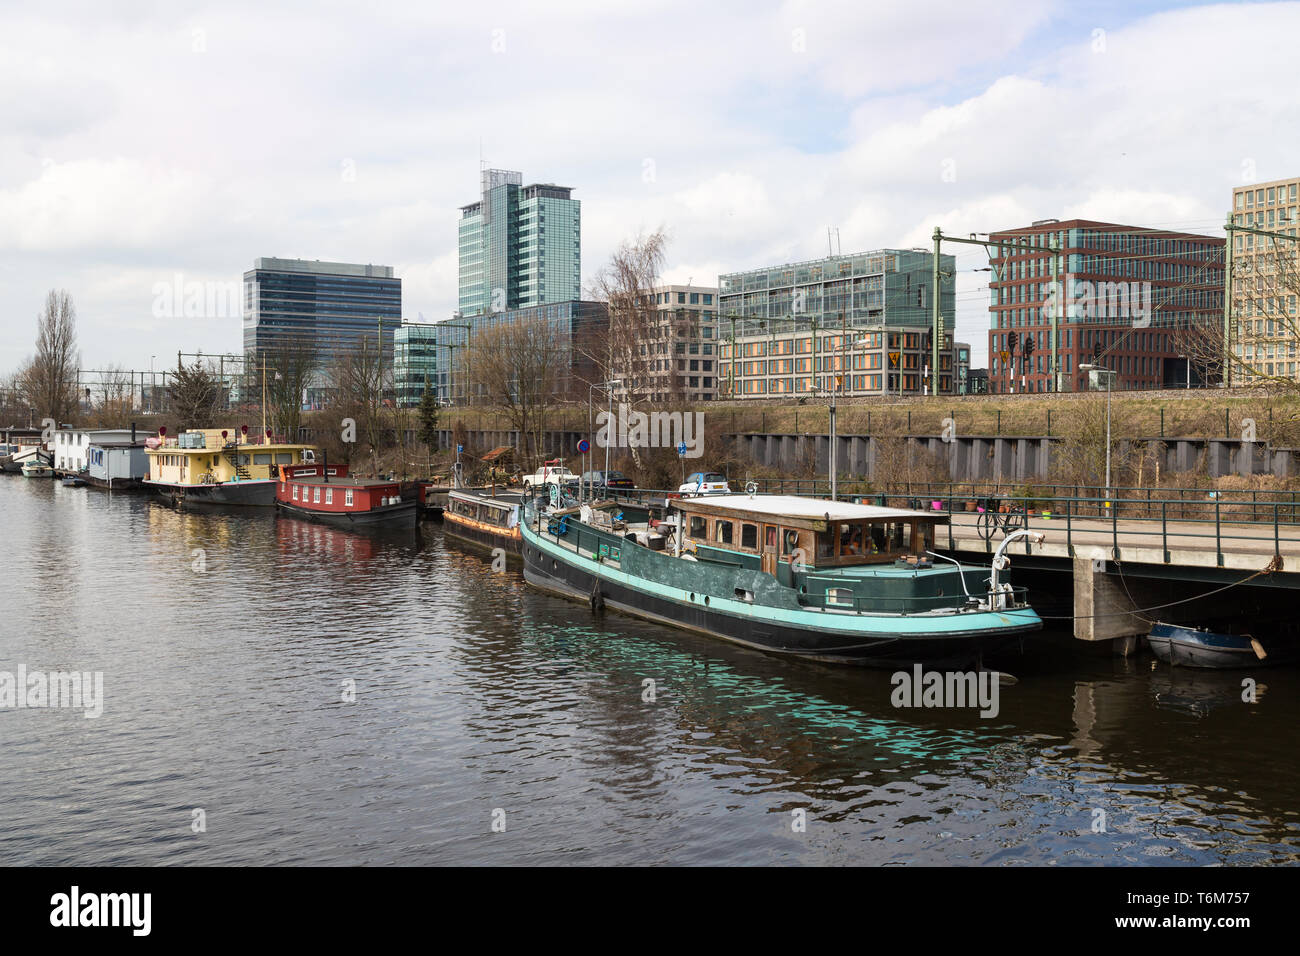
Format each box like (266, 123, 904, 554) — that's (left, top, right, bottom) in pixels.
(18, 289, 79, 424)
(586, 229, 669, 400)
(1050, 395, 1139, 490)
(1224, 237, 1300, 390)
(1169, 320, 1224, 389)
(0, 370, 34, 425)
(585, 230, 674, 469)
(263, 337, 318, 442)
(89, 364, 134, 426)
(331, 336, 384, 472)
(466, 318, 563, 467)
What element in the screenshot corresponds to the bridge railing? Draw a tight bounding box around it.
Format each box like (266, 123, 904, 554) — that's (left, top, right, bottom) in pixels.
(864, 489, 1297, 567)
(604, 482, 1299, 567)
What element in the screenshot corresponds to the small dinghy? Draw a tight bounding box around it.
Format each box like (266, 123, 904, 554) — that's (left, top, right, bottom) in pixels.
(1147, 621, 1265, 669)
(61, 475, 87, 487)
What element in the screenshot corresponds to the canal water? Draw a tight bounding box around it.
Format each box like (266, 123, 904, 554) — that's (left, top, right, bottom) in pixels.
(2, 476, 1298, 866)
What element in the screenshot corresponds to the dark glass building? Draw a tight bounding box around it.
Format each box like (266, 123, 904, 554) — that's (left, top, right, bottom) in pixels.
(243, 258, 402, 397)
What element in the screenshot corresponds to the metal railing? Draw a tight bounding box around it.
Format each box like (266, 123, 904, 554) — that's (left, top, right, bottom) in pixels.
(601, 484, 1300, 568)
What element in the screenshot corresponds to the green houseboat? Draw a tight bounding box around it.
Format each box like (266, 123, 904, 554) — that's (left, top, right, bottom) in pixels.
(521, 492, 1042, 667)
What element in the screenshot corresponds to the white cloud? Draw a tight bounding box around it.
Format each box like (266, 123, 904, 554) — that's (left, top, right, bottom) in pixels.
(1, 0, 1298, 372)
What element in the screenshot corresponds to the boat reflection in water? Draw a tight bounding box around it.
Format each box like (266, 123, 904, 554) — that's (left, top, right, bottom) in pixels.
(275, 509, 421, 564)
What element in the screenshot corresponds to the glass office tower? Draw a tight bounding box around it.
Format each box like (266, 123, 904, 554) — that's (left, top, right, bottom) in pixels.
(243, 257, 401, 367)
(458, 169, 580, 316)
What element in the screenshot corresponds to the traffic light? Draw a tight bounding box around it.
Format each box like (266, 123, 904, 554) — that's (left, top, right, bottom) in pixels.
(1022, 334, 1035, 371)
(1007, 331, 1018, 355)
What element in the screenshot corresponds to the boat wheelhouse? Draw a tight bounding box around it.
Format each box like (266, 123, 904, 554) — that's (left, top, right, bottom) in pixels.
(144, 428, 317, 507)
(275, 463, 417, 529)
(521, 492, 1042, 667)
(443, 488, 523, 558)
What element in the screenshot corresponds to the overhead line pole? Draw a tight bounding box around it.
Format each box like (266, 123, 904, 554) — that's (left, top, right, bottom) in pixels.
(931, 228, 1059, 393)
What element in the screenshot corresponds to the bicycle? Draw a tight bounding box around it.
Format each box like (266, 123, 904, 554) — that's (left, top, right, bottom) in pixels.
(976, 496, 1028, 541)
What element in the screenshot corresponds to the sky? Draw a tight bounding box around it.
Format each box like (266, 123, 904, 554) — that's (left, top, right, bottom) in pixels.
(2, 0, 1297, 375)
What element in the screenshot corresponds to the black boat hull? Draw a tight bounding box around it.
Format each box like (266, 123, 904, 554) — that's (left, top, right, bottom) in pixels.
(442, 516, 522, 561)
(521, 539, 1034, 668)
(276, 499, 418, 530)
(148, 480, 276, 508)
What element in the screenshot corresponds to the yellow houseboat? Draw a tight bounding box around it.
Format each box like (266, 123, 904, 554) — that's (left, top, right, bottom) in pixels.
(145, 427, 317, 507)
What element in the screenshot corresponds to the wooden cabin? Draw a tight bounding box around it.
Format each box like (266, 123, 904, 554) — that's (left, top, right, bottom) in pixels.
(670, 494, 945, 575)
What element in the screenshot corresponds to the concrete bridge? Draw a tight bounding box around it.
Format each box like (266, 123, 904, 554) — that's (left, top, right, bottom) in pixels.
(936, 509, 1299, 652)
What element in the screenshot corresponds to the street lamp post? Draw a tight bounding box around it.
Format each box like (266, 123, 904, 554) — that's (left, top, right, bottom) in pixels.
(1080, 363, 1113, 506)
(808, 383, 838, 500)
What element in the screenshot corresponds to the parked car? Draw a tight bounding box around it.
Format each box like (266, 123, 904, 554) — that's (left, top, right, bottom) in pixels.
(573, 470, 636, 493)
(521, 459, 577, 492)
(678, 471, 730, 495)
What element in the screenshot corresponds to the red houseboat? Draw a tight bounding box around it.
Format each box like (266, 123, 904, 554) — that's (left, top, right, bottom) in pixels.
(275, 463, 417, 530)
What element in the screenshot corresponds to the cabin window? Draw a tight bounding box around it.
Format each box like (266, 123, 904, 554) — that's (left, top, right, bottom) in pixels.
(816, 532, 835, 559)
(292, 485, 299, 500)
(254, 453, 272, 465)
(325, 489, 333, 505)
(734, 588, 754, 603)
(839, 524, 869, 556)
(765, 526, 777, 548)
(715, 520, 734, 545)
(689, 515, 707, 538)
(782, 529, 800, 555)
(345, 489, 354, 507)
(826, 587, 854, 606)
(275, 453, 293, 464)
(313, 487, 321, 503)
(741, 523, 758, 549)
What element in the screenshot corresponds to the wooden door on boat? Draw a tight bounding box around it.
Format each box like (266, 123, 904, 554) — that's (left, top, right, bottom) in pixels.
(761, 524, 778, 576)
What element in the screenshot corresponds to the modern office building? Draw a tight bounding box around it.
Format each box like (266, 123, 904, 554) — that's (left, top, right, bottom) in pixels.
(1229, 177, 1300, 383)
(393, 324, 445, 408)
(615, 285, 720, 403)
(720, 323, 967, 399)
(458, 169, 581, 317)
(242, 258, 402, 401)
(986, 220, 1223, 394)
(717, 249, 959, 398)
(432, 300, 608, 405)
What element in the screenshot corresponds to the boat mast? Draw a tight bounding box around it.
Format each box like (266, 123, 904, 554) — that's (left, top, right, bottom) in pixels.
(261, 358, 267, 444)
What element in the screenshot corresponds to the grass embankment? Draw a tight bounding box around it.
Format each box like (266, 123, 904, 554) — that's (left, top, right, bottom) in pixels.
(430, 391, 1300, 445)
